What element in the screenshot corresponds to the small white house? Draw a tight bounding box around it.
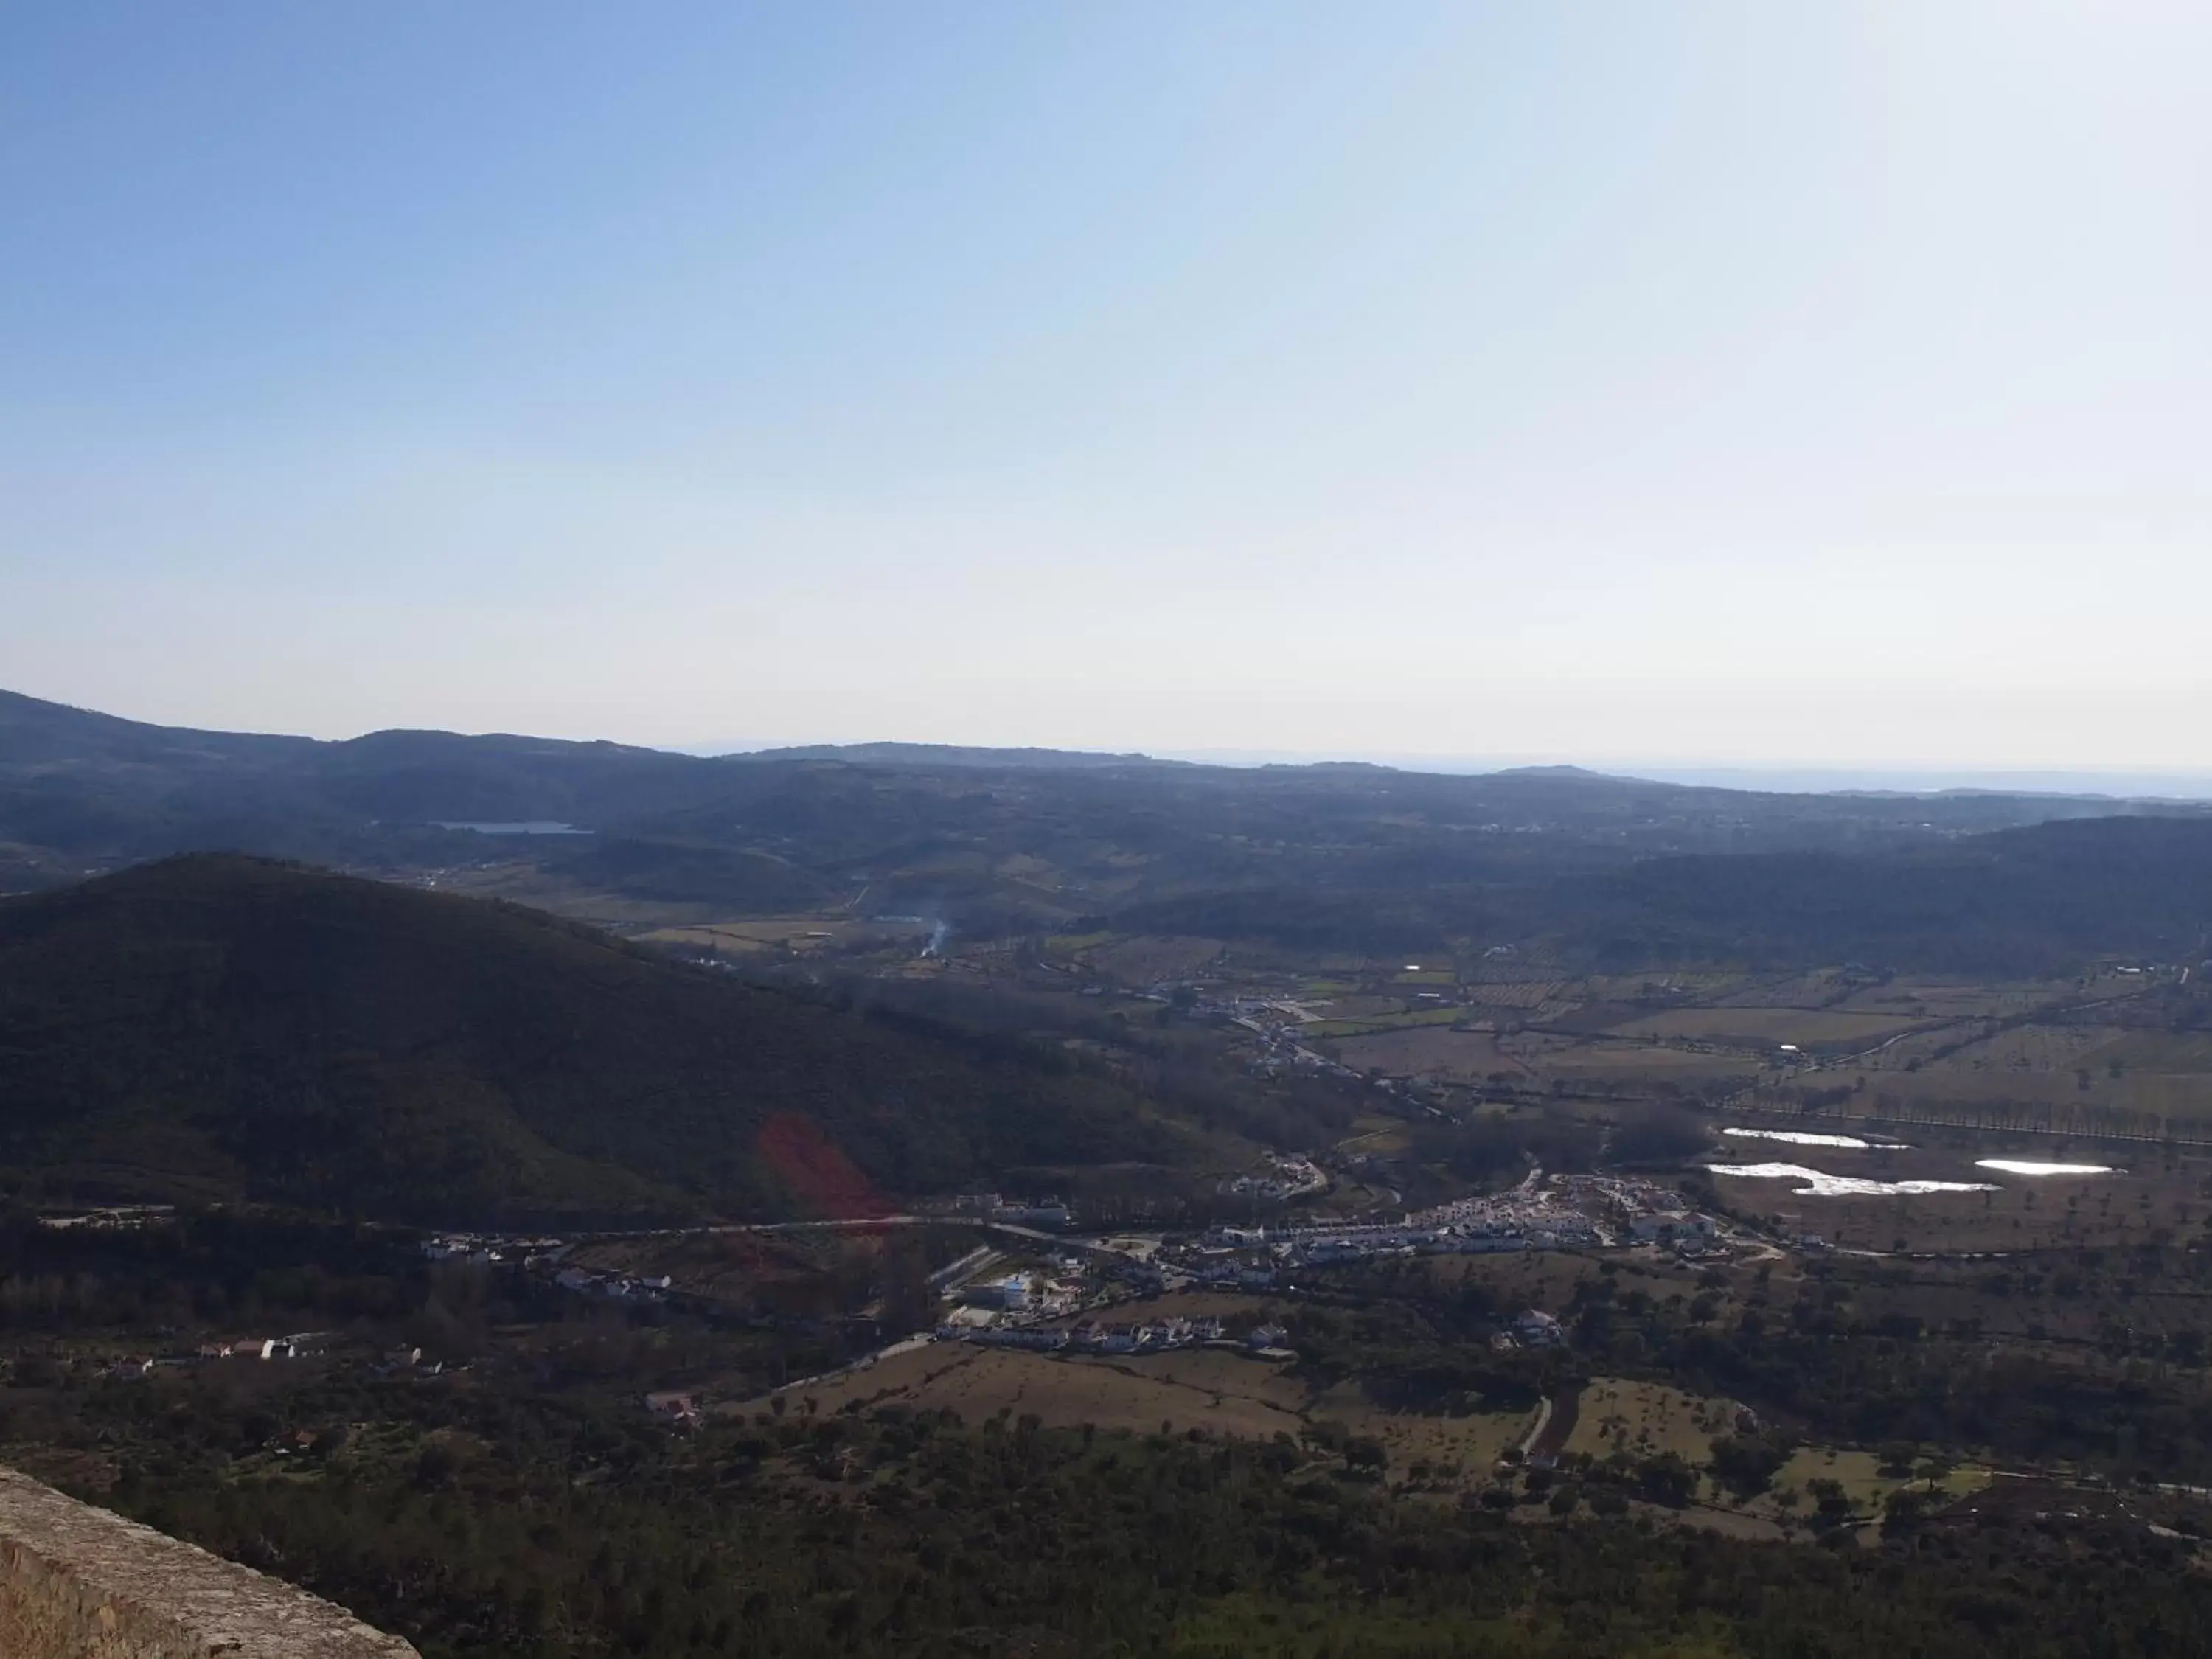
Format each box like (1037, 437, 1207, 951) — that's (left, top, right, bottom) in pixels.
(1514, 1310, 1564, 1347)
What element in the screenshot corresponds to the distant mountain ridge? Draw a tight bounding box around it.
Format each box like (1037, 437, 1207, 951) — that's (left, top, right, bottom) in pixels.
(737, 740, 1172, 769)
(19, 686, 2212, 810)
(4, 689, 2208, 973)
(0, 687, 316, 770)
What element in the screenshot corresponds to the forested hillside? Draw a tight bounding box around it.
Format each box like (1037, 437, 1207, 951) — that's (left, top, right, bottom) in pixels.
(1583, 815, 2212, 973)
(0, 856, 1193, 1223)
(9, 689, 2208, 965)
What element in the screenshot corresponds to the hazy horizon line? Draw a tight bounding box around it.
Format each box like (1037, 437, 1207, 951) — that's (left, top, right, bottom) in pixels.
(16, 685, 2212, 801)
(681, 737, 2212, 800)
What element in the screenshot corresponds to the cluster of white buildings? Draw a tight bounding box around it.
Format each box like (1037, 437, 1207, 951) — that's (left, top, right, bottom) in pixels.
(960, 1266, 1091, 1320)
(1288, 1216, 1602, 1264)
(1186, 1255, 1284, 1290)
(1543, 1175, 1723, 1255)
(419, 1233, 681, 1301)
(1151, 1172, 1740, 1284)
(1179, 1208, 1601, 1279)
(1409, 1179, 1612, 1242)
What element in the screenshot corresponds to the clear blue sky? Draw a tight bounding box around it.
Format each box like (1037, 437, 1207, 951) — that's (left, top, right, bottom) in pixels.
(4, 1, 2207, 770)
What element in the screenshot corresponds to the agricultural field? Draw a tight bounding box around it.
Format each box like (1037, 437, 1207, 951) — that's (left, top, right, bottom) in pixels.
(1335, 1118, 1417, 1156)
(1080, 934, 1228, 984)
(1610, 1006, 1927, 1048)
(1329, 1027, 1525, 1081)
(749, 1342, 1310, 1441)
(1792, 1062, 2212, 1133)
(1317, 1389, 1531, 1485)
(1568, 1379, 1732, 1466)
(1046, 929, 1114, 954)
(1304, 1006, 1464, 1039)
(1327, 1026, 1771, 1089)
(1835, 979, 2077, 1020)
(2088, 1029, 2212, 1072)
(437, 863, 762, 928)
(1462, 981, 1570, 1010)
(1727, 1449, 1993, 1531)
(1526, 1036, 1767, 1082)
(641, 916, 894, 954)
(1838, 1023, 1983, 1071)
(1891, 1022, 2129, 1073)
(1267, 958, 2204, 1124)
(1708, 970, 1870, 1009)
(1583, 972, 1747, 1001)
(1464, 956, 1573, 986)
(746, 1336, 1540, 1495)
(1305, 993, 1420, 1021)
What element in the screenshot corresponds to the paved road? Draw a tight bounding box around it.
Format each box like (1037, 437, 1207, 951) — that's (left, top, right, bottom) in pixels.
(745, 1330, 938, 1408)
(1517, 1397, 1552, 1460)
(579, 1214, 1135, 1256)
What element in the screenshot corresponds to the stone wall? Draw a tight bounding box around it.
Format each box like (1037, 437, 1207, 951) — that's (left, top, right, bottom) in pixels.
(0, 1467, 417, 1658)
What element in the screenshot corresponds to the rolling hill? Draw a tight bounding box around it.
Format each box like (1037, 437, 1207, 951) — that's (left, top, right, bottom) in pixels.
(0, 855, 1194, 1224)
(6, 689, 2211, 977)
(1583, 815, 2212, 974)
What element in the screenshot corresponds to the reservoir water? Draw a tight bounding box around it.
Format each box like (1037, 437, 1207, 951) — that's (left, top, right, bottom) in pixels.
(1722, 1127, 1907, 1151)
(1706, 1161, 1999, 1197)
(1974, 1159, 2116, 1177)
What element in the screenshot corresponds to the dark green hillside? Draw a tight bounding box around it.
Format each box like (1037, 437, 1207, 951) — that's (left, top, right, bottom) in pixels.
(0, 686, 313, 770)
(0, 857, 1190, 1224)
(11, 686, 2210, 921)
(303, 727, 718, 822)
(1588, 815, 2212, 973)
(1101, 815, 2212, 974)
